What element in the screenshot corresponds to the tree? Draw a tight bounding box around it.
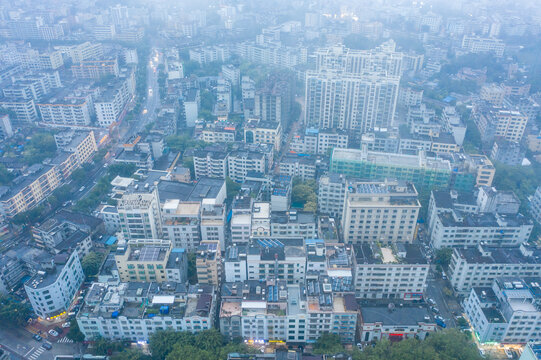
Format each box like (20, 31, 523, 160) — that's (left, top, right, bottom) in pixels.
(82, 252, 104, 278)
(226, 177, 241, 199)
(91, 337, 124, 356)
(66, 319, 85, 342)
(352, 330, 483, 360)
(187, 253, 197, 285)
(111, 349, 151, 360)
(0, 295, 32, 327)
(71, 168, 87, 184)
(0, 165, 14, 185)
(11, 205, 45, 225)
(313, 333, 345, 355)
(291, 178, 317, 208)
(434, 248, 453, 269)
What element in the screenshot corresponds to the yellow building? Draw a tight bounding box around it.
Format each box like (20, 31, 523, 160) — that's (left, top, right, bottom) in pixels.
(115, 239, 172, 283)
(196, 240, 221, 285)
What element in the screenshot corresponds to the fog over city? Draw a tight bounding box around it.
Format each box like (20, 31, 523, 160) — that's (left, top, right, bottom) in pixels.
(0, 0, 539, 359)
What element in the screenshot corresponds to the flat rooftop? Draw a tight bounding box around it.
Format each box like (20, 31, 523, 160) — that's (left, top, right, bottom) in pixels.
(361, 306, 433, 326)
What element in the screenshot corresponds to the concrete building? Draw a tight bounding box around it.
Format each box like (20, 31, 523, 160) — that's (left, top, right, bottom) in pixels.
(77, 282, 216, 341)
(318, 174, 346, 219)
(162, 200, 201, 251)
(193, 148, 228, 180)
(278, 155, 316, 181)
(360, 306, 436, 343)
(0, 254, 26, 294)
(353, 243, 429, 300)
(114, 239, 187, 283)
(219, 279, 358, 344)
(244, 120, 281, 151)
(94, 77, 133, 127)
(0, 164, 61, 218)
(224, 246, 248, 282)
(228, 151, 267, 183)
(342, 180, 420, 244)
(200, 202, 226, 251)
(251, 202, 271, 238)
(429, 211, 532, 249)
(491, 139, 524, 166)
(474, 104, 528, 144)
(184, 89, 200, 128)
(24, 251, 84, 319)
(330, 147, 452, 189)
(196, 240, 221, 286)
(270, 211, 316, 239)
(530, 187, 541, 226)
(448, 244, 541, 294)
(117, 190, 163, 240)
(71, 58, 119, 80)
(463, 278, 541, 343)
(0, 97, 38, 123)
(462, 36, 505, 57)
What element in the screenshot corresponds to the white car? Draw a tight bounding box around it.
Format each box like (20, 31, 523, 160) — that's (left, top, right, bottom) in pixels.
(48, 329, 59, 337)
(61, 322, 70, 328)
(504, 349, 513, 359)
(479, 348, 486, 357)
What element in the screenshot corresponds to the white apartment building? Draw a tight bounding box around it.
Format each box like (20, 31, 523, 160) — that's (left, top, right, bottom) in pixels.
(529, 186, 541, 226)
(475, 106, 528, 143)
(341, 180, 420, 244)
(318, 174, 346, 219)
(95, 78, 133, 127)
(193, 149, 228, 179)
(224, 246, 248, 282)
(270, 211, 316, 239)
(98, 205, 121, 234)
(38, 97, 92, 126)
(462, 35, 505, 57)
(246, 240, 306, 284)
(77, 282, 216, 341)
(353, 243, 429, 300)
(200, 202, 226, 251)
(463, 278, 541, 344)
(24, 251, 84, 319)
(278, 155, 316, 181)
(251, 202, 271, 237)
(448, 244, 541, 294)
(228, 151, 266, 183)
(117, 190, 163, 240)
(0, 97, 38, 123)
(162, 200, 201, 251)
(430, 211, 533, 249)
(231, 213, 252, 245)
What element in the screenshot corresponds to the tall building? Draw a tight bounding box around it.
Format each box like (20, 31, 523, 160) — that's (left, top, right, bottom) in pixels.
(305, 70, 399, 134)
(117, 190, 163, 240)
(341, 180, 420, 244)
(196, 240, 221, 285)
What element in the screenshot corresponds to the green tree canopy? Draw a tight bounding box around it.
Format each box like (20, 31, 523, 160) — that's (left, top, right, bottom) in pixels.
(313, 333, 345, 355)
(0, 295, 32, 327)
(82, 251, 105, 278)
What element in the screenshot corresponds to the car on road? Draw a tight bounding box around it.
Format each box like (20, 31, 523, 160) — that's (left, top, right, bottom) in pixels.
(33, 334, 42, 341)
(79, 186, 85, 192)
(504, 349, 513, 359)
(431, 306, 440, 314)
(48, 329, 59, 337)
(62, 322, 70, 328)
(435, 316, 446, 328)
(42, 343, 52, 350)
(427, 298, 436, 306)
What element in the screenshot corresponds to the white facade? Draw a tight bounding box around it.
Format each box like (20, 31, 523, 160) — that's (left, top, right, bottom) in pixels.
(117, 190, 163, 240)
(24, 251, 84, 319)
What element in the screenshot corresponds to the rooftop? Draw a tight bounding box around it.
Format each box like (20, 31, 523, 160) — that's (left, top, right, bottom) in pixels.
(361, 306, 434, 326)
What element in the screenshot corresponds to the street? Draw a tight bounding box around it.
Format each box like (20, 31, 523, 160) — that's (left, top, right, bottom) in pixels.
(425, 271, 459, 329)
(0, 326, 81, 360)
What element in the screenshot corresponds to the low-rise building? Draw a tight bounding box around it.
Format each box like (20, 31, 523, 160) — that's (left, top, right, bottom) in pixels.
(24, 251, 84, 319)
(279, 155, 316, 180)
(77, 282, 216, 341)
(318, 174, 346, 219)
(193, 148, 228, 180)
(114, 239, 187, 284)
(353, 243, 429, 300)
(162, 200, 201, 251)
(463, 278, 541, 344)
(270, 211, 316, 239)
(244, 120, 281, 151)
(360, 306, 436, 343)
(448, 244, 541, 294)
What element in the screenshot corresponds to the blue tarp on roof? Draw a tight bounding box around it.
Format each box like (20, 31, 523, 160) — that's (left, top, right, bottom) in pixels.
(105, 236, 117, 246)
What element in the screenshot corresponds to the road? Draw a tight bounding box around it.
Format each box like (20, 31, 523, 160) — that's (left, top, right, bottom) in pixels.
(425, 272, 457, 329)
(0, 326, 81, 360)
(122, 48, 161, 142)
(273, 96, 304, 174)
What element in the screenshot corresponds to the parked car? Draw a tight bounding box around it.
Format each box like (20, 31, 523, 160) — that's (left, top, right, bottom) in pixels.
(48, 329, 59, 337)
(427, 298, 436, 306)
(42, 343, 52, 350)
(431, 306, 440, 314)
(504, 349, 513, 359)
(33, 334, 42, 341)
(62, 322, 70, 328)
